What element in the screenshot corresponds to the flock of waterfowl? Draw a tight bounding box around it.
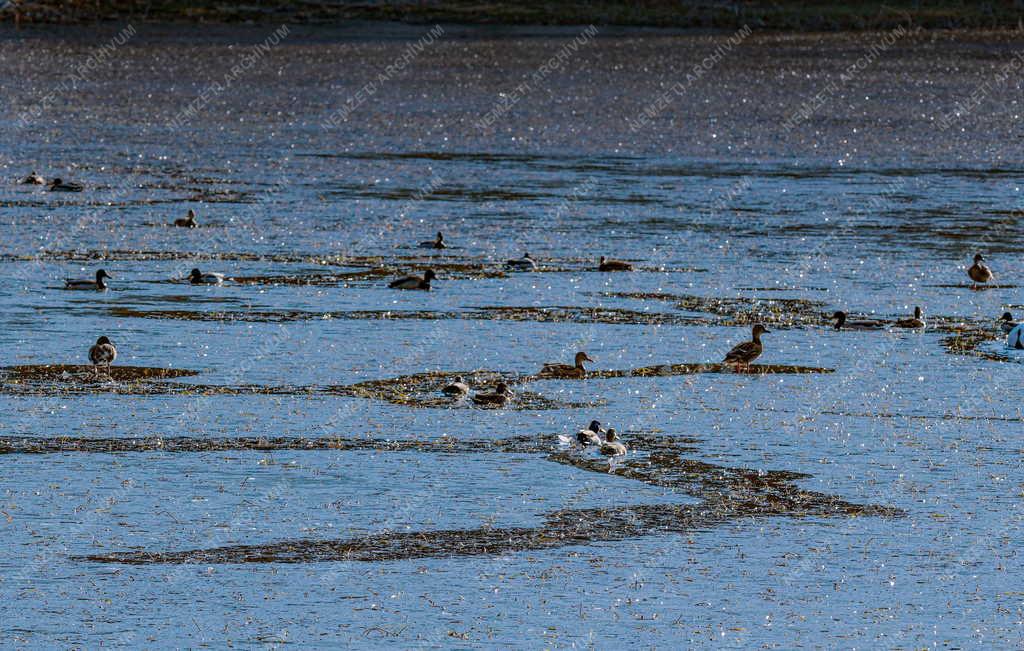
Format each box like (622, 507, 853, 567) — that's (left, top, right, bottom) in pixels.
(27, 170, 1022, 458)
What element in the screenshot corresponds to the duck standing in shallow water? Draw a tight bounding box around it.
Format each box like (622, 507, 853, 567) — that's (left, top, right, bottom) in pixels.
(598, 256, 633, 271)
(88, 336, 117, 376)
(831, 311, 884, 331)
(968, 253, 993, 288)
(893, 306, 926, 329)
(442, 375, 470, 396)
(419, 232, 445, 249)
(49, 178, 83, 192)
(471, 382, 512, 407)
(21, 172, 45, 185)
(506, 253, 537, 271)
(189, 268, 225, 285)
(388, 269, 436, 290)
(575, 420, 604, 446)
(174, 209, 198, 228)
(65, 269, 111, 290)
(599, 428, 628, 456)
(723, 324, 769, 366)
(999, 312, 1019, 334)
(540, 351, 594, 377)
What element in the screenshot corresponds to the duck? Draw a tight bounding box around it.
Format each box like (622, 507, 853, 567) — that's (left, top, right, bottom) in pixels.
(599, 428, 628, 456)
(388, 269, 436, 290)
(189, 268, 225, 285)
(64, 269, 111, 290)
(419, 232, 446, 249)
(471, 382, 512, 407)
(442, 375, 470, 396)
(49, 178, 83, 192)
(723, 324, 769, 366)
(174, 209, 198, 228)
(576, 420, 604, 446)
(88, 336, 117, 376)
(831, 311, 884, 331)
(999, 311, 1019, 334)
(1007, 323, 1024, 350)
(967, 253, 993, 287)
(539, 351, 594, 377)
(598, 256, 633, 272)
(506, 252, 537, 271)
(893, 306, 926, 329)
(21, 172, 45, 185)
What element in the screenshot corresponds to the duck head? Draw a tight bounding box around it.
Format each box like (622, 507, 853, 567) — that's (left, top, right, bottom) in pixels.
(752, 324, 770, 338)
(831, 311, 846, 330)
(605, 428, 618, 442)
(452, 375, 464, 384)
(95, 336, 112, 346)
(599, 256, 606, 264)
(575, 351, 595, 367)
(423, 269, 437, 281)
(1001, 311, 1014, 322)
(974, 253, 985, 263)
(436, 231, 444, 243)
(494, 382, 511, 395)
(50, 178, 63, 187)
(96, 269, 111, 281)
(588, 420, 602, 433)
(913, 306, 922, 318)
(187, 209, 197, 222)
(189, 268, 203, 282)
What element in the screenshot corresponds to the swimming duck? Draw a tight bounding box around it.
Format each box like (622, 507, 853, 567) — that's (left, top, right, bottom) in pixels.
(576, 420, 604, 446)
(49, 178, 83, 192)
(968, 253, 993, 287)
(88, 336, 117, 375)
(471, 382, 512, 406)
(599, 428, 628, 456)
(388, 269, 436, 290)
(723, 324, 769, 366)
(999, 311, 1019, 334)
(65, 269, 111, 290)
(442, 375, 470, 396)
(1007, 323, 1024, 350)
(598, 256, 633, 272)
(539, 351, 594, 377)
(506, 252, 537, 271)
(419, 232, 446, 249)
(831, 311, 884, 331)
(189, 268, 225, 285)
(893, 306, 926, 329)
(174, 209, 198, 228)
(21, 172, 45, 185)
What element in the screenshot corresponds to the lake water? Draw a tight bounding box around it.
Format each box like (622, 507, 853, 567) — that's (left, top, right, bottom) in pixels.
(1, 22, 1023, 648)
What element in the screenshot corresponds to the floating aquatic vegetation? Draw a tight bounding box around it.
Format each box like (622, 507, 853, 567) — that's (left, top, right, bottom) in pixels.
(602, 291, 828, 328)
(1, 364, 198, 384)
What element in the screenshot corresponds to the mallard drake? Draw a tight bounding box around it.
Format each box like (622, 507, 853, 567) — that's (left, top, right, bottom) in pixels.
(21, 172, 45, 185)
(49, 178, 83, 192)
(999, 311, 1019, 334)
(540, 351, 594, 377)
(506, 252, 537, 271)
(65, 269, 110, 290)
(442, 375, 470, 396)
(968, 253, 993, 287)
(388, 269, 436, 290)
(174, 209, 198, 228)
(831, 311, 884, 331)
(88, 336, 117, 375)
(189, 268, 225, 285)
(598, 256, 633, 272)
(1007, 323, 1024, 349)
(723, 324, 769, 365)
(419, 232, 445, 249)
(576, 420, 603, 446)
(471, 382, 512, 406)
(599, 428, 628, 456)
(893, 306, 926, 329)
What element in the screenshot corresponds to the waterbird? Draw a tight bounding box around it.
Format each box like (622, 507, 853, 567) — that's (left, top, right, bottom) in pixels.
(471, 382, 512, 406)
(21, 171, 44, 185)
(599, 428, 628, 456)
(388, 269, 436, 290)
(540, 351, 594, 377)
(442, 375, 470, 396)
(968, 253, 993, 287)
(174, 209, 198, 228)
(1008, 323, 1024, 349)
(65, 269, 110, 290)
(419, 232, 445, 249)
(557, 420, 604, 447)
(88, 336, 117, 376)
(831, 311, 884, 331)
(598, 256, 633, 271)
(893, 306, 926, 329)
(506, 252, 537, 271)
(189, 268, 225, 285)
(49, 178, 83, 192)
(1000, 311, 1019, 334)
(723, 324, 769, 366)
